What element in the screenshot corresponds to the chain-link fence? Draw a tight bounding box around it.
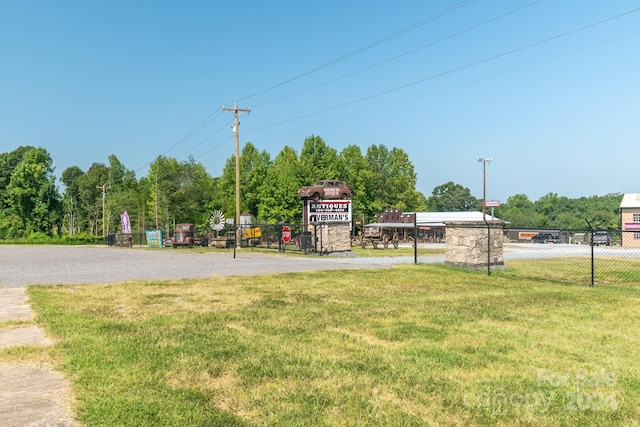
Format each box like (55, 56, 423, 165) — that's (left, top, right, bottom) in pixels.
(234, 223, 310, 252)
(234, 223, 346, 254)
(464, 225, 640, 289)
(107, 223, 325, 253)
(106, 223, 640, 289)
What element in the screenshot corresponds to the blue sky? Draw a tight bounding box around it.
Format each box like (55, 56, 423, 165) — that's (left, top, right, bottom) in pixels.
(2, 0, 639, 203)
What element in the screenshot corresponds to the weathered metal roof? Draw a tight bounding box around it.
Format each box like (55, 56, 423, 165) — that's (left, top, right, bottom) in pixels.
(365, 211, 503, 228)
(364, 222, 422, 229)
(410, 211, 501, 225)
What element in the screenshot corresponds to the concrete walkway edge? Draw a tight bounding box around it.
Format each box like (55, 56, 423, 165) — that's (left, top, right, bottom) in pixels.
(0, 287, 77, 427)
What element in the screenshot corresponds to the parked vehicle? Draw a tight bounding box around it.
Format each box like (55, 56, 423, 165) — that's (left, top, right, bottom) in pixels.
(171, 223, 201, 248)
(298, 180, 351, 201)
(591, 231, 611, 246)
(531, 232, 558, 244)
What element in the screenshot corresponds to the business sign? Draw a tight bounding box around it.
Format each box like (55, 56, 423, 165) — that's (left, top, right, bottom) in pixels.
(308, 200, 351, 223)
(145, 229, 163, 249)
(120, 211, 131, 234)
(625, 223, 640, 230)
(484, 200, 500, 207)
(519, 231, 538, 240)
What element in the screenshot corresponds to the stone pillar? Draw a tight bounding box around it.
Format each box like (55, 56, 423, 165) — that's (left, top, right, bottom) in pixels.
(444, 221, 504, 268)
(315, 222, 351, 253)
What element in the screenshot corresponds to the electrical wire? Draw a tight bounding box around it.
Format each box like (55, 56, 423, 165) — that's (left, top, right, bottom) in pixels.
(127, 3, 640, 185)
(257, 28, 640, 148)
(253, 0, 541, 108)
(229, 0, 475, 105)
(178, 119, 234, 160)
(246, 6, 640, 133)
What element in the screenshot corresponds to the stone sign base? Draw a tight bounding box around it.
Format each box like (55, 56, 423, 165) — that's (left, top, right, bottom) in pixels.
(445, 221, 504, 268)
(314, 222, 351, 253)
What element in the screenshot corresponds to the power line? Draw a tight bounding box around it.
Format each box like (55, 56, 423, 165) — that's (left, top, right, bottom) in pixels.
(132, 111, 226, 176)
(176, 118, 234, 160)
(245, 6, 640, 134)
(100, 4, 640, 190)
(123, 1, 508, 178)
(159, 110, 224, 157)
(141, 1, 474, 176)
(231, 0, 475, 104)
(241, 27, 640, 156)
(253, 0, 541, 108)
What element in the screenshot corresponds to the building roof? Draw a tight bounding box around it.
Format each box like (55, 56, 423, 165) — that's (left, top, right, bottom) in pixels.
(366, 211, 503, 228)
(410, 211, 501, 226)
(620, 193, 640, 209)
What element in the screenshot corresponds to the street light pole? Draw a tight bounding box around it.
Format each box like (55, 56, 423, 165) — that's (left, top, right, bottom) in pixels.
(476, 157, 493, 220)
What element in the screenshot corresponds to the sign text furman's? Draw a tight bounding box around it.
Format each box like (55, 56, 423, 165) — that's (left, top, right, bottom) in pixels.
(308, 201, 352, 223)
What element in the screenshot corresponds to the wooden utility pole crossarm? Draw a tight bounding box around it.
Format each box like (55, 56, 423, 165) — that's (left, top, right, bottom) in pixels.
(222, 103, 251, 231)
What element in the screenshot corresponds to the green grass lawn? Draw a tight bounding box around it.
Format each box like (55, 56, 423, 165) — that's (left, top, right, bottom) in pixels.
(7, 263, 640, 426)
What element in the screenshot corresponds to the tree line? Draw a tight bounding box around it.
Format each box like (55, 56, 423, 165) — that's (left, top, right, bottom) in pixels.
(427, 181, 622, 230)
(0, 137, 622, 240)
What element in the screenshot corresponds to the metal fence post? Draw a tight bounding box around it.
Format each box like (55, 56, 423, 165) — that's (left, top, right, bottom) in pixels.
(586, 219, 595, 287)
(414, 213, 418, 265)
(485, 220, 491, 276)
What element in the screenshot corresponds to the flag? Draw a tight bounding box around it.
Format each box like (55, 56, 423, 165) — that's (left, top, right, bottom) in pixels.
(121, 211, 131, 234)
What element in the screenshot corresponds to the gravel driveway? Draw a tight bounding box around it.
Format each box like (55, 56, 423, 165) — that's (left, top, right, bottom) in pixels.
(0, 245, 435, 287)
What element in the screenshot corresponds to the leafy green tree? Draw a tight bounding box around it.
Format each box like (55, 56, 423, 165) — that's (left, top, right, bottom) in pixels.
(0, 146, 41, 238)
(241, 143, 271, 218)
(496, 193, 539, 228)
(219, 142, 271, 221)
(0, 146, 36, 210)
(298, 135, 340, 185)
(135, 176, 152, 232)
(387, 147, 423, 211)
(105, 155, 140, 234)
(5, 147, 62, 236)
(427, 181, 479, 212)
(338, 145, 372, 221)
(258, 146, 302, 222)
(364, 144, 391, 215)
(147, 156, 179, 231)
(77, 163, 109, 235)
(534, 193, 562, 227)
(60, 165, 84, 235)
(179, 156, 216, 231)
(218, 155, 237, 221)
(582, 193, 621, 230)
(497, 192, 622, 230)
(361, 144, 423, 215)
(146, 156, 215, 233)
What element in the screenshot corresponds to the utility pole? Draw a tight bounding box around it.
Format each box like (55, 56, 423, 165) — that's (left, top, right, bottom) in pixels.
(476, 157, 492, 220)
(96, 184, 111, 237)
(222, 103, 251, 231)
